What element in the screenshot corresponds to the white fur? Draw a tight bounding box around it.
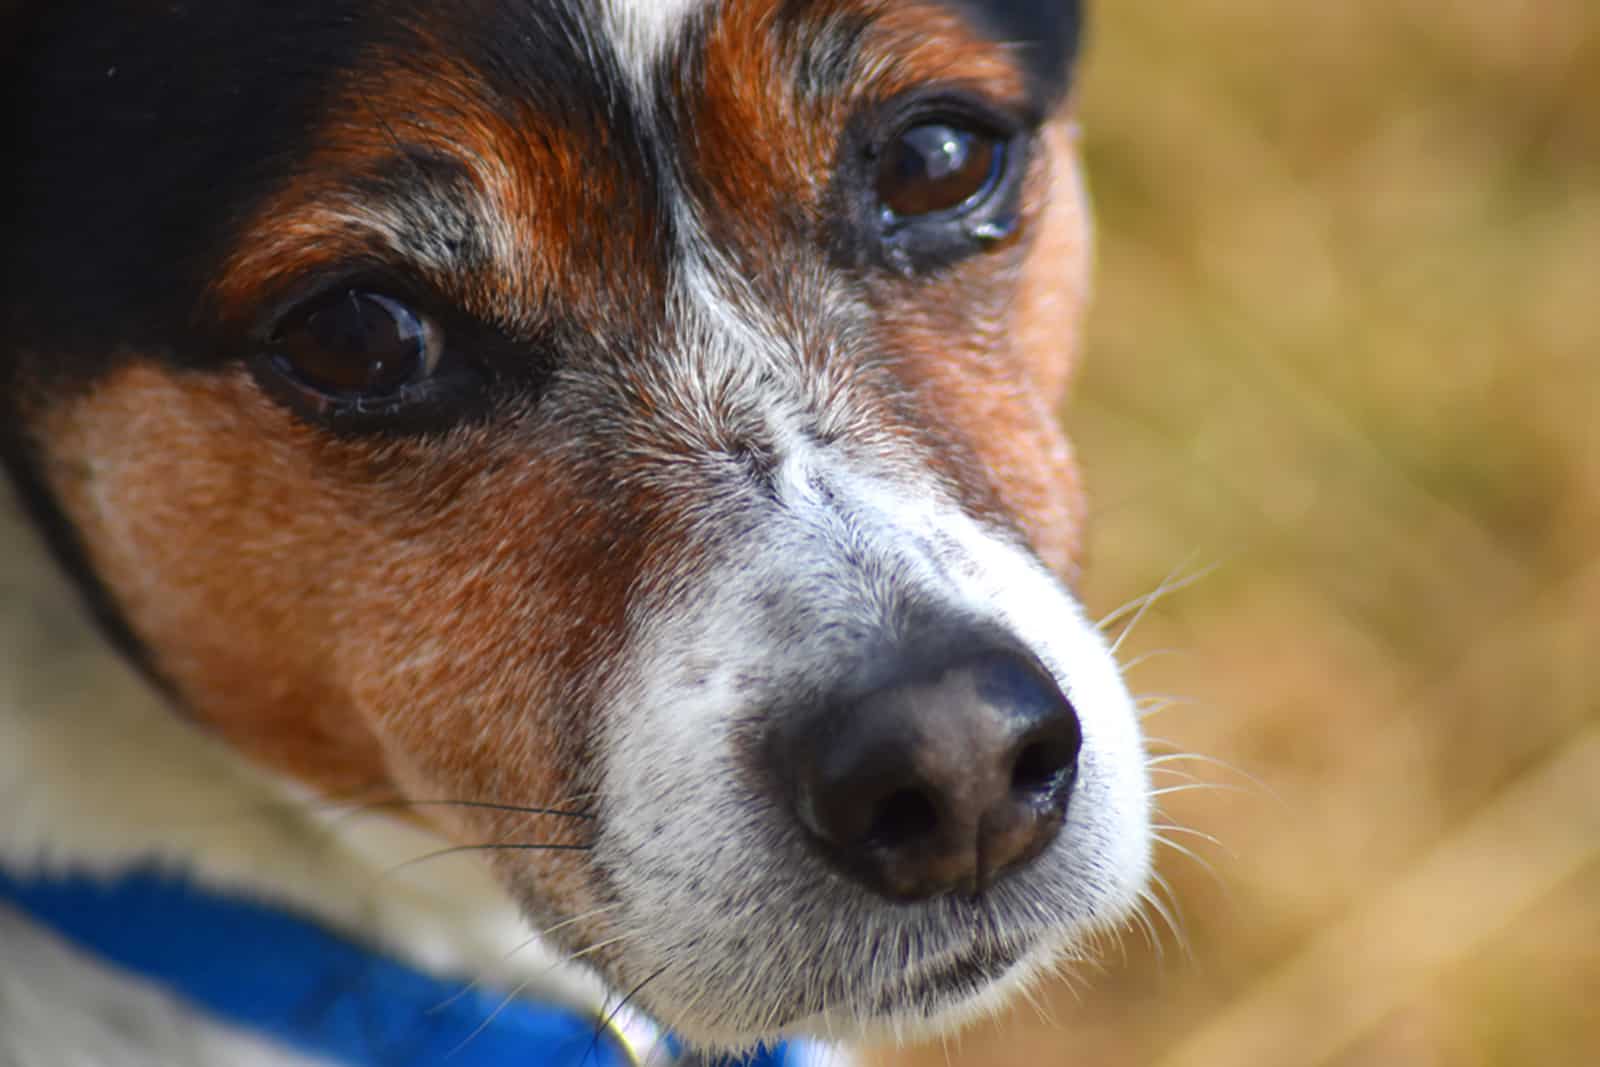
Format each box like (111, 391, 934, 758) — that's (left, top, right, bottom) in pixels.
(600, 0, 712, 91)
(598, 449, 1150, 1048)
(581, 238, 1151, 1047)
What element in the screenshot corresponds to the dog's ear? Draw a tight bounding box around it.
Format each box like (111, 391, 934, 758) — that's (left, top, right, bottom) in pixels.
(0, 0, 161, 682)
(2, 0, 37, 253)
(0, 2, 34, 99)
(0, 2, 24, 47)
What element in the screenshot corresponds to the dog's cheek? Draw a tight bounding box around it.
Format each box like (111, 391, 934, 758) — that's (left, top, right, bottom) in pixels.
(29, 362, 597, 848)
(873, 122, 1091, 578)
(1014, 119, 1094, 407)
(884, 303, 1087, 578)
(30, 363, 386, 791)
(1001, 118, 1094, 575)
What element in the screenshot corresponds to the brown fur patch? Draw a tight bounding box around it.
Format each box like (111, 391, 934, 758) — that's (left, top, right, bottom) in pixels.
(685, 0, 1029, 247)
(682, 2, 1090, 574)
(874, 114, 1088, 576)
(211, 32, 666, 338)
(32, 361, 666, 875)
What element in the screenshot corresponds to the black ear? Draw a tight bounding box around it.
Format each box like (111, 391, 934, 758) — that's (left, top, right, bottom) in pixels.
(1, 0, 39, 228)
(947, 0, 1085, 106)
(0, 1, 30, 54)
(0, 0, 165, 686)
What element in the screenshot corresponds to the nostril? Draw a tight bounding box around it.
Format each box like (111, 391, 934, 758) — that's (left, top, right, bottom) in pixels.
(1008, 711, 1082, 800)
(1011, 740, 1066, 795)
(866, 787, 940, 849)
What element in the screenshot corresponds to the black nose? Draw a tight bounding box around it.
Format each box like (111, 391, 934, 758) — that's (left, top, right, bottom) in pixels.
(769, 646, 1082, 901)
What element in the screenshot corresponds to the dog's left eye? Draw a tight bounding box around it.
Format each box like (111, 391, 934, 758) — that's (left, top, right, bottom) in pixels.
(271, 290, 444, 399)
(876, 123, 1004, 220)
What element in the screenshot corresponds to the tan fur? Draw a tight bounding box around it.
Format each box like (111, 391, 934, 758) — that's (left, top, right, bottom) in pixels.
(35, 365, 626, 947)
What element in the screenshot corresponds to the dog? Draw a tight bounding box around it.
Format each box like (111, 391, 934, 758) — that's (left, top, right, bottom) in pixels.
(0, 2, 1151, 1064)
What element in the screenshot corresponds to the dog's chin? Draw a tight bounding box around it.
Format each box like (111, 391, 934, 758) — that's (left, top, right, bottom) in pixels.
(762, 934, 1058, 1050)
(622, 907, 1086, 1054)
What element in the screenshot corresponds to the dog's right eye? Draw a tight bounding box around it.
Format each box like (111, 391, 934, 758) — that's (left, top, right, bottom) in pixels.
(844, 98, 1031, 276)
(271, 290, 444, 399)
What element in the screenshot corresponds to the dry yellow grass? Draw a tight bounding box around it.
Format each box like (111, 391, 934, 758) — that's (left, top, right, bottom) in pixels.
(876, 2, 1599, 1064)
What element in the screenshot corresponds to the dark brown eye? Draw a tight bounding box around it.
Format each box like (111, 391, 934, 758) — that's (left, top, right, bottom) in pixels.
(271, 290, 442, 398)
(876, 123, 1003, 219)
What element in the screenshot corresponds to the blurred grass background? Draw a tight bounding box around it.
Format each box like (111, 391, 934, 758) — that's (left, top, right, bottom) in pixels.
(879, 1, 1599, 1064)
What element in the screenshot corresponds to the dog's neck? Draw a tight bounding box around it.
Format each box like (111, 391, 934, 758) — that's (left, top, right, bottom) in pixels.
(0, 479, 600, 1007)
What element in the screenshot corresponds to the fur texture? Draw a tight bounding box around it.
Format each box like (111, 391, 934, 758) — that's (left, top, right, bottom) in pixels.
(1, 1, 1142, 1062)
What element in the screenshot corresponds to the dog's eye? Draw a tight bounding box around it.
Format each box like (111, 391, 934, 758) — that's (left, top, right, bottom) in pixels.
(271, 290, 443, 398)
(876, 123, 1004, 220)
(854, 110, 1026, 275)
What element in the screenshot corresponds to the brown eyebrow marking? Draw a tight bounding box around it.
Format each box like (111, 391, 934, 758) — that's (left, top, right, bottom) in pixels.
(770, 0, 1033, 104)
(210, 23, 672, 340)
(673, 0, 1033, 260)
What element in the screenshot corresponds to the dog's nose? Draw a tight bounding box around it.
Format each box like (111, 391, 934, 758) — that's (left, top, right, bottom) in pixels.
(770, 649, 1081, 901)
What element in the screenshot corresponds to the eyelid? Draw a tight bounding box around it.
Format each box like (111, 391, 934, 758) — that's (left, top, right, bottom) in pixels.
(248, 262, 433, 346)
(871, 84, 1036, 144)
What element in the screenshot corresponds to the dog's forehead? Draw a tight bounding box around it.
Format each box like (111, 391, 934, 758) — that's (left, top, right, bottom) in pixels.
(604, 0, 1081, 101)
(203, 0, 1081, 335)
(8, 0, 1082, 378)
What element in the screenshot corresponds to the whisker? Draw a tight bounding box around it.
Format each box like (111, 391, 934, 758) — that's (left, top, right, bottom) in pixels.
(564, 933, 633, 965)
(1099, 557, 1216, 651)
(332, 799, 597, 821)
(1136, 696, 1198, 721)
(1153, 833, 1230, 893)
(437, 927, 642, 1061)
(1014, 977, 1057, 1029)
(1139, 883, 1190, 966)
(427, 903, 624, 1016)
(1120, 648, 1190, 674)
(590, 965, 670, 1066)
(1151, 822, 1230, 852)
(1046, 960, 1087, 1007)
(1149, 781, 1248, 799)
(442, 978, 530, 1059)
(1146, 751, 1280, 801)
(1135, 691, 1200, 709)
(1127, 900, 1162, 959)
(534, 904, 624, 943)
(1142, 870, 1192, 960)
(1144, 752, 1202, 767)
(385, 842, 592, 876)
(1147, 763, 1207, 786)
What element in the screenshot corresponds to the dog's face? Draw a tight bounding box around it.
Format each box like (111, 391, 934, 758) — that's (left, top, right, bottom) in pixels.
(2, 0, 1147, 1050)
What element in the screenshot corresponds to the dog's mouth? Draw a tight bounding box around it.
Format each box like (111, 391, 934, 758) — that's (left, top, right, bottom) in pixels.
(864, 939, 1027, 1018)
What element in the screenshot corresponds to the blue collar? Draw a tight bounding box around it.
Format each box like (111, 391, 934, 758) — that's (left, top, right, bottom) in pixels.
(0, 866, 797, 1067)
